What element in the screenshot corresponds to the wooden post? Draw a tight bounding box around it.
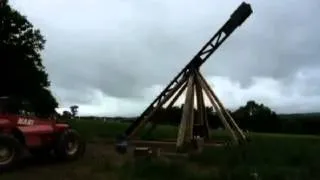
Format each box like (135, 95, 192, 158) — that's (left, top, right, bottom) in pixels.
(176, 73, 195, 150)
(194, 75, 209, 138)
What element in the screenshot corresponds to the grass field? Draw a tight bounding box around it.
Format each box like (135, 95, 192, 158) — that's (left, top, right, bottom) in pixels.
(2, 119, 320, 180)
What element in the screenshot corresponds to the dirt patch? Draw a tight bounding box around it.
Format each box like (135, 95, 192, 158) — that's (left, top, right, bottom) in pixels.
(0, 143, 126, 180)
(0, 140, 225, 180)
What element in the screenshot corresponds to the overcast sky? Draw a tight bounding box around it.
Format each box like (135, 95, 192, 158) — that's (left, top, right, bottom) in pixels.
(10, 0, 320, 116)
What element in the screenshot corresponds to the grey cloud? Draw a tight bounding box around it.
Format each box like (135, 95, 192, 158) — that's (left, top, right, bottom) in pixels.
(10, 0, 320, 112)
(202, 0, 320, 85)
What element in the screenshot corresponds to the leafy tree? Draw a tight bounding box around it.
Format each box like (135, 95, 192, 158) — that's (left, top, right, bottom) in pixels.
(233, 100, 281, 132)
(70, 105, 79, 117)
(62, 110, 72, 119)
(0, 0, 58, 116)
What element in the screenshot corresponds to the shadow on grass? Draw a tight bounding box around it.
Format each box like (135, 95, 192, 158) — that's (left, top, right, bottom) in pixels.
(6, 155, 70, 173)
(118, 157, 217, 180)
(188, 139, 320, 180)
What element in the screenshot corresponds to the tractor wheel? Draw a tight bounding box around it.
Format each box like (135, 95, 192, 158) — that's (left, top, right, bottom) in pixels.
(0, 134, 23, 172)
(53, 129, 86, 161)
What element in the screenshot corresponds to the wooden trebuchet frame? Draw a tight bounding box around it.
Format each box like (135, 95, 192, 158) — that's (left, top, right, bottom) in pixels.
(115, 2, 252, 154)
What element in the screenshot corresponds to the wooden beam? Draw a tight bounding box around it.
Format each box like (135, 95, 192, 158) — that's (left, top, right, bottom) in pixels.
(176, 73, 195, 149)
(167, 82, 188, 108)
(129, 74, 189, 138)
(195, 71, 238, 143)
(194, 75, 209, 138)
(144, 82, 188, 137)
(198, 72, 246, 141)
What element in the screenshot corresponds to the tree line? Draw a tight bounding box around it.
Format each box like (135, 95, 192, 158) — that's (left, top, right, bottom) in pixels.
(140, 100, 320, 135)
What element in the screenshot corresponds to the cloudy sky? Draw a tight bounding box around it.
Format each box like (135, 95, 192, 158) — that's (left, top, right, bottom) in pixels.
(10, 0, 320, 116)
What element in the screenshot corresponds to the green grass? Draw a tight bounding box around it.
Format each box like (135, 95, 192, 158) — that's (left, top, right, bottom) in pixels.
(69, 119, 230, 141)
(71, 119, 320, 179)
(69, 119, 179, 140)
(66, 119, 320, 179)
(2, 118, 320, 180)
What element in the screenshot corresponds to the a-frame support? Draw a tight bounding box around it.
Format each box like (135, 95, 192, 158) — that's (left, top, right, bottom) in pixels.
(139, 68, 247, 152)
(170, 69, 247, 151)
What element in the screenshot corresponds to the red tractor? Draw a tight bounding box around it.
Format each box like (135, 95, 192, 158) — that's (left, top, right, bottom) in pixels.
(0, 97, 86, 171)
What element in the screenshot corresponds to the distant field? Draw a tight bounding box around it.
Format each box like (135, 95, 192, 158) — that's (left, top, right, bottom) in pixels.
(69, 118, 320, 141)
(69, 119, 233, 141)
(2, 118, 320, 180)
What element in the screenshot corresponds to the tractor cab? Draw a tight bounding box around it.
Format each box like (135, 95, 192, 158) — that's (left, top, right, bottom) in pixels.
(0, 97, 40, 127)
(0, 96, 10, 114)
(0, 96, 35, 117)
